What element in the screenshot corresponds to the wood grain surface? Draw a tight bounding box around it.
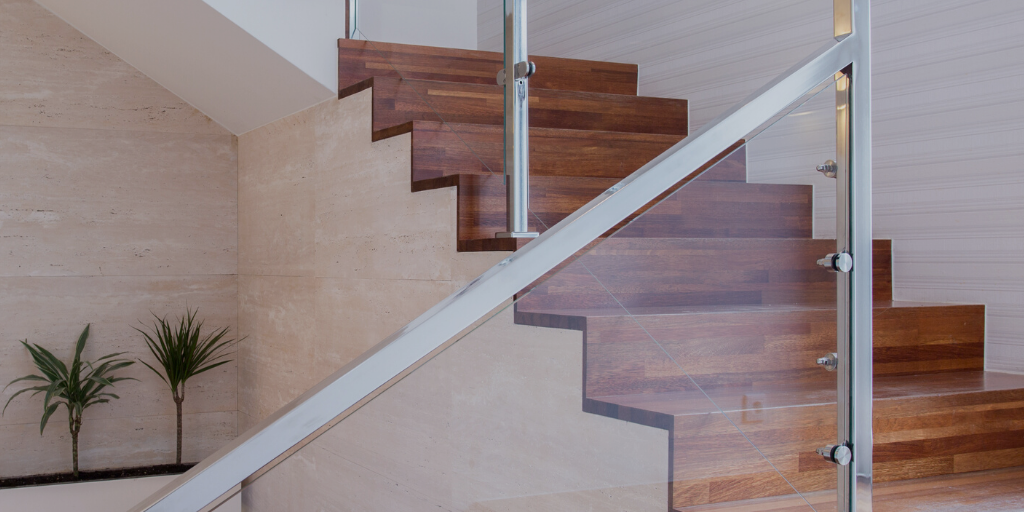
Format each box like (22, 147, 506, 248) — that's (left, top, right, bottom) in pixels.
(339, 38, 639, 95)
(345, 76, 688, 136)
(333, 39, 1023, 511)
(402, 120, 687, 181)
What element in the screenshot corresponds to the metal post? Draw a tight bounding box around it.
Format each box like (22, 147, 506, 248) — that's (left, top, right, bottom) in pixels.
(496, 0, 538, 239)
(834, 0, 872, 510)
(345, 0, 358, 39)
(849, 0, 873, 508)
(834, 69, 852, 509)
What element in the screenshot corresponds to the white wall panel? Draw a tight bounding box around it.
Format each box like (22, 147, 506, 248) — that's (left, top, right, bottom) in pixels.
(360, 0, 477, 50)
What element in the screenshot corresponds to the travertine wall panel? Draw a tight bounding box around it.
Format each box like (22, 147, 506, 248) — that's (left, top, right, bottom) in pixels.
(237, 89, 503, 433)
(236, 274, 316, 428)
(0, 126, 236, 276)
(312, 100, 457, 282)
(479, 0, 1024, 372)
(239, 90, 666, 509)
(312, 276, 455, 378)
(0, 0, 237, 477)
(244, 308, 668, 511)
(0, 0, 223, 134)
(237, 108, 316, 277)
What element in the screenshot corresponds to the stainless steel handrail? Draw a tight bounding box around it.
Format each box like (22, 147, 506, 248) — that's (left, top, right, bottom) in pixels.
(130, 3, 870, 509)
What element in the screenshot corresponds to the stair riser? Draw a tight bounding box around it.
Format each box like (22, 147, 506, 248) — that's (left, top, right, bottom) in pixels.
(578, 305, 983, 398)
(416, 174, 812, 246)
(356, 77, 689, 136)
(519, 239, 893, 311)
(408, 121, 701, 181)
(613, 180, 812, 239)
(339, 39, 640, 96)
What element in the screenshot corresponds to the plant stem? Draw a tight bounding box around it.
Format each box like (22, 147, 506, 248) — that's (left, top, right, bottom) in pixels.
(71, 415, 81, 479)
(174, 389, 184, 465)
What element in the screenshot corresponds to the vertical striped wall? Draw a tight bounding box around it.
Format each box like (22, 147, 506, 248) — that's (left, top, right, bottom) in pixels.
(478, 0, 1024, 373)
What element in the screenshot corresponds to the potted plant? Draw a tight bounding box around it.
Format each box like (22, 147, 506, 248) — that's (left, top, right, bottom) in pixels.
(135, 307, 239, 465)
(2, 324, 135, 478)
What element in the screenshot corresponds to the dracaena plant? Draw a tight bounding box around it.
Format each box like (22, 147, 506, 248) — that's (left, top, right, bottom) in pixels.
(3, 324, 135, 478)
(135, 307, 239, 465)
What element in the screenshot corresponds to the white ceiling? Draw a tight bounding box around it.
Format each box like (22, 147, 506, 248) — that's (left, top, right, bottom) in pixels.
(34, 0, 334, 135)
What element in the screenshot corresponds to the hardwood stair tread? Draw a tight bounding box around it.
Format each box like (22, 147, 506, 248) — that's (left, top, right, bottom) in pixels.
(339, 38, 639, 95)
(346, 76, 688, 136)
(587, 370, 1024, 421)
(516, 299, 976, 321)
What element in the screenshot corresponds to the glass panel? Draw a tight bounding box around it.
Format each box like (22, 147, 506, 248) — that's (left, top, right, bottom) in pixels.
(590, 79, 840, 510)
(226, 76, 841, 512)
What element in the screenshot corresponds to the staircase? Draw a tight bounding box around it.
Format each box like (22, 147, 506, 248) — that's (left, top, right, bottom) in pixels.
(338, 39, 1024, 511)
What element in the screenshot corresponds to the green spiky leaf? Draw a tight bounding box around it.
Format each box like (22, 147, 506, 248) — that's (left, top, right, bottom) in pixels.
(4, 324, 135, 474)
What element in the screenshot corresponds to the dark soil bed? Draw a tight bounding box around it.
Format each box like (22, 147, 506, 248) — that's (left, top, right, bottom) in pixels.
(0, 463, 195, 489)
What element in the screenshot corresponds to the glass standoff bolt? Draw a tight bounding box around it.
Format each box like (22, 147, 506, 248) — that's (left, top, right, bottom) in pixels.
(817, 444, 853, 466)
(817, 252, 853, 273)
(515, 61, 536, 79)
(816, 159, 838, 178)
(816, 352, 838, 371)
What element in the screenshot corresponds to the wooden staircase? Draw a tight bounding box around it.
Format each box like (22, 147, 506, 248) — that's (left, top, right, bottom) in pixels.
(338, 39, 1024, 511)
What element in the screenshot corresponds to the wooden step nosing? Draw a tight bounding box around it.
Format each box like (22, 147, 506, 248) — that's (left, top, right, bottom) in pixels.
(368, 75, 688, 136)
(339, 76, 375, 99)
(338, 38, 640, 96)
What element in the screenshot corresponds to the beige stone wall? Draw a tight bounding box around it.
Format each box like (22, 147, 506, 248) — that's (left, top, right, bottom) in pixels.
(236, 87, 667, 511)
(243, 309, 668, 512)
(0, 0, 238, 477)
(236, 89, 501, 430)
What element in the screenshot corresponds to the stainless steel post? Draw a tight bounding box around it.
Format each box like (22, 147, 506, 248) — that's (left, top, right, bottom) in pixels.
(496, 0, 538, 239)
(834, 0, 873, 510)
(345, 0, 358, 39)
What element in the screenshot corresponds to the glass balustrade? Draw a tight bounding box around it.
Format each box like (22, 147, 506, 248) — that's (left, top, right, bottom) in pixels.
(131, 2, 874, 511)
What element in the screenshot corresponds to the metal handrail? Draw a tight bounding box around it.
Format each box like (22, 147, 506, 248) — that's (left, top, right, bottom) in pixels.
(130, 3, 870, 510)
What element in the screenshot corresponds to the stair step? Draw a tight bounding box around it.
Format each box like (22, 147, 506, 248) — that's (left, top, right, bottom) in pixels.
(401, 120, 697, 181)
(664, 371, 1024, 508)
(583, 354, 995, 424)
(516, 301, 984, 400)
(417, 175, 812, 251)
(339, 39, 639, 96)
(517, 238, 893, 312)
(335, 41, 1014, 512)
(345, 76, 688, 136)
(682, 466, 1024, 511)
